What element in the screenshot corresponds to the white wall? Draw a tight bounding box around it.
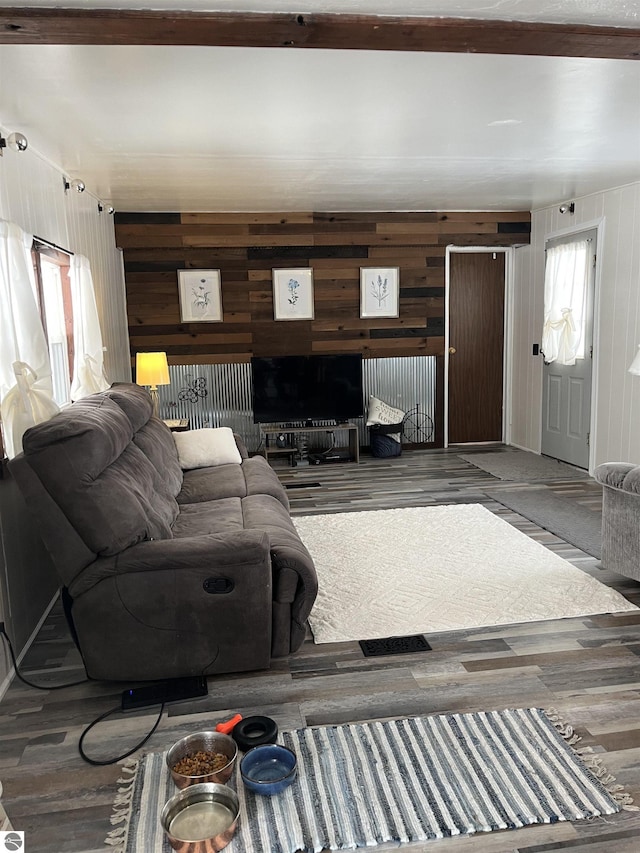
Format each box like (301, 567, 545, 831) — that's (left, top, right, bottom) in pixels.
(0, 131, 131, 383)
(510, 181, 640, 468)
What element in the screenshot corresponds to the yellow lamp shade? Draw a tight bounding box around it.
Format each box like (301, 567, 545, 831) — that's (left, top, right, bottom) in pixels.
(136, 352, 170, 388)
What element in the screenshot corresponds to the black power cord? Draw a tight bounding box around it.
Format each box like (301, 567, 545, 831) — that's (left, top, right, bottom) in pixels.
(320, 430, 336, 456)
(0, 623, 89, 690)
(0, 624, 166, 766)
(78, 702, 166, 766)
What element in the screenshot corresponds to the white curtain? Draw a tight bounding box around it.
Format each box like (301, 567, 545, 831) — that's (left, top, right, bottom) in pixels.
(69, 254, 109, 400)
(541, 239, 590, 365)
(0, 220, 59, 458)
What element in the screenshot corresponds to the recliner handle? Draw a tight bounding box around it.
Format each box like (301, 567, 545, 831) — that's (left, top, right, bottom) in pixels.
(203, 577, 235, 594)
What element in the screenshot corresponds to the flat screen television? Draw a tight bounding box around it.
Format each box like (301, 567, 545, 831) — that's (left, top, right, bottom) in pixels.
(251, 354, 363, 424)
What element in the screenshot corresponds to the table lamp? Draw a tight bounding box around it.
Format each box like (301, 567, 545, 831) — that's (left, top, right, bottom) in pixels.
(136, 351, 170, 417)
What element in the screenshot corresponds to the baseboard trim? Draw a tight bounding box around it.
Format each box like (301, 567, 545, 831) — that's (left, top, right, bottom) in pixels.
(508, 441, 539, 454)
(0, 589, 60, 702)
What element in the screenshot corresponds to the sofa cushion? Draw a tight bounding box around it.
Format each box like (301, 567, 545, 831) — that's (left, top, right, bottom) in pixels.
(173, 427, 242, 469)
(133, 418, 183, 499)
(172, 497, 244, 538)
(242, 456, 290, 509)
(107, 382, 183, 495)
(179, 464, 249, 504)
(177, 455, 289, 509)
(23, 394, 129, 463)
(21, 394, 178, 555)
(104, 382, 154, 431)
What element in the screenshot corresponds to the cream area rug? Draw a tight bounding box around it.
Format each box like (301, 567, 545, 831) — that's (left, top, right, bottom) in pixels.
(293, 504, 636, 644)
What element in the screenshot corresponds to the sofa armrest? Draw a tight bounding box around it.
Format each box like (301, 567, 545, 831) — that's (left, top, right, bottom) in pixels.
(69, 529, 274, 679)
(234, 433, 249, 459)
(269, 540, 318, 656)
(119, 529, 269, 570)
(594, 462, 640, 493)
(69, 530, 271, 595)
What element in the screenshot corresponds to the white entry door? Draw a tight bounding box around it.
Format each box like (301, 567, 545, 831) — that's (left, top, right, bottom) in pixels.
(541, 229, 596, 470)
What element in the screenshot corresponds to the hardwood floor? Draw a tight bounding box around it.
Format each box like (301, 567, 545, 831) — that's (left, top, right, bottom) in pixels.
(2, 446, 640, 852)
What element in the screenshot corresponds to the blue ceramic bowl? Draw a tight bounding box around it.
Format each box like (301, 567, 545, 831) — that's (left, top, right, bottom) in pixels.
(239, 744, 297, 796)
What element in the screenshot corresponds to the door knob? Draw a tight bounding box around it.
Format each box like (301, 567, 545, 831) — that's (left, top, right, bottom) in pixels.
(449, 347, 457, 354)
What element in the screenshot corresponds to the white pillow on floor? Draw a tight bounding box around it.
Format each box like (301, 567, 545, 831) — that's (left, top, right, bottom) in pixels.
(366, 396, 405, 443)
(366, 396, 405, 427)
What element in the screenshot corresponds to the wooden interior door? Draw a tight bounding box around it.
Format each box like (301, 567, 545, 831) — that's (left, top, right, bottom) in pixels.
(448, 252, 505, 443)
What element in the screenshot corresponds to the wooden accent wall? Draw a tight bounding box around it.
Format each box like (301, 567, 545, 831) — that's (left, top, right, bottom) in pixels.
(115, 211, 530, 365)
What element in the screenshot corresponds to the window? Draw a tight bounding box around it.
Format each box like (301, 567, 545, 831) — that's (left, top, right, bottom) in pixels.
(31, 243, 74, 405)
(541, 237, 591, 365)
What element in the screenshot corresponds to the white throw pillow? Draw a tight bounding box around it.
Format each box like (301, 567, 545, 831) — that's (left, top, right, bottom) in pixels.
(366, 395, 405, 443)
(366, 396, 405, 427)
(173, 427, 242, 470)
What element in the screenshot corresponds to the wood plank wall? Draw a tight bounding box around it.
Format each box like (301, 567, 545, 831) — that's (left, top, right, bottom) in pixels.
(115, 211, 531, 365)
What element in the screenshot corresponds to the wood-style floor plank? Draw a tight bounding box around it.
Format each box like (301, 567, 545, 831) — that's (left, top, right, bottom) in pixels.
(1, 446, 639, 852)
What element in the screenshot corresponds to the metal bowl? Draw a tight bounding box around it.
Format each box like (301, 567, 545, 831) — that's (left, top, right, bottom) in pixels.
(240, 743, 297, 796)
(166, 731, 238, 789)
(161, 782, 239, 852)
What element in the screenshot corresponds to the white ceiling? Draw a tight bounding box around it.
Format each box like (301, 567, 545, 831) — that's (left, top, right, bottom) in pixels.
(0, 1, 639, 212)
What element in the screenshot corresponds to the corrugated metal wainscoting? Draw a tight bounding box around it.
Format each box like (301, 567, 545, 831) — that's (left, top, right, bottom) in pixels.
(157, 356, 436, 455)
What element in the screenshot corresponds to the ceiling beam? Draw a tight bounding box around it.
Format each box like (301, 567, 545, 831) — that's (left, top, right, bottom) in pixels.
(0, 10, 639, 59)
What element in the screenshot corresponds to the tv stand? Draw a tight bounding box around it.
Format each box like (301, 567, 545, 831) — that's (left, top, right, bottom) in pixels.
(260, 423, 360, 467)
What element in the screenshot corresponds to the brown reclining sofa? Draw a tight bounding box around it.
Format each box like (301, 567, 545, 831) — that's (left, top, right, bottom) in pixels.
(9, 383, 318, 681)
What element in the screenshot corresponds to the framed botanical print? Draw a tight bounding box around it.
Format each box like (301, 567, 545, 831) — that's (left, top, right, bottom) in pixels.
(178, 270, 223, 322)
(360, 267, 400, 319)
(272, 268, 315, 320)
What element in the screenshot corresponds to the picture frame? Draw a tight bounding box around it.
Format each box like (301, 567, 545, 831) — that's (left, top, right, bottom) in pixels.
(178, 269, 223, 322)
(272, 268, 314, 320)
(360, 267, 400, 319)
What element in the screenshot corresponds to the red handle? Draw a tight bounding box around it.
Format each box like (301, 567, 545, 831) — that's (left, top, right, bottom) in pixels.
(215, 713, 242, 734)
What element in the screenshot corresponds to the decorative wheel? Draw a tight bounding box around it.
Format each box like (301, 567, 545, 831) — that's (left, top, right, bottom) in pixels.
(402, 404, 434, 444)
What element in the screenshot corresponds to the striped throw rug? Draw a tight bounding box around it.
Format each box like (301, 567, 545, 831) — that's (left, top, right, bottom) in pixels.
(107, 708, 630, 852)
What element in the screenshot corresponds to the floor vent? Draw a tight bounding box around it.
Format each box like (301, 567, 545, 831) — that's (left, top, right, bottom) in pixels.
(285, 482, 322, 489)
(359, 635, 432, 657)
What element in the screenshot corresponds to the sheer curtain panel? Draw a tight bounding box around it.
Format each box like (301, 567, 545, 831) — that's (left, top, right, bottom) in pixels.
(541, 239, 590, 365)
(69, 254, 109, 400)
(0, 220, 58, 458)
